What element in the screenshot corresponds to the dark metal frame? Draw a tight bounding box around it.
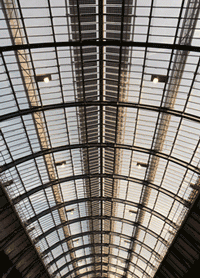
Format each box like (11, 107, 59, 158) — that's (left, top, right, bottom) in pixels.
(57, 261, 149, 278)
(1, 143, 199, 174)
(1, 40, 200, 53)
(34, 215, 168, 248)
(1, 101, 200, 127)
(41, 235, 160, 261)
(48, 250, 155, 273)
(1, 0, 200, 277)
(13, 177, 187, 222)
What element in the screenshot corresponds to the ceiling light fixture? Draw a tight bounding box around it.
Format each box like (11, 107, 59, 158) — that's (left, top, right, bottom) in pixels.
(73, 239, 79, 245)
(1, 180, 14, 187)
(136, 162, 148, 168)
(43, 77, 50, 83)
(27, 226, 35, 233)
(124, 240, 130, 246)
(153, 77, 159, 84)
(129, 210, 137, 216)
(65, 208, 74, 214)
(36, 74, 52, 83)
(190, 183, 200, 190)
(55, 160, 66, 167)
(151, 74, 168, 84)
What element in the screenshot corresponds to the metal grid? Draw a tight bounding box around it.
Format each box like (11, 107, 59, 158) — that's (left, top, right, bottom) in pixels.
(1, 0, 200, 278)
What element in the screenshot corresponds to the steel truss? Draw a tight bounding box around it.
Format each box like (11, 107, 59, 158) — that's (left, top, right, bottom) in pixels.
(1, 40, 200, 53)
(1, 101, 200, 124)
(1, 143, 199, 175)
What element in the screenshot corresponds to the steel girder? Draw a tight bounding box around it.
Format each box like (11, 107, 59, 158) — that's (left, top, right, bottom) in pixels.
(48, 251, 155, 274)
(42, 231, 160, 258)
(34, 216, 168, 248)
(14, 194, 178, 228)
(56, 261, 150, 278)
(32, 219, 168, 273)
(1, 143, 199, 175)
(62, 268, 140, 278)
(0, 40, 200, 53)
(1, 101, 200, 124)
(44, 243, 159, 277)
(11, 173, 189, 207)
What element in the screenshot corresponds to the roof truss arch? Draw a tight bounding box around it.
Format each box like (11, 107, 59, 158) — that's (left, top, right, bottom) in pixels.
(1, 101, 200, 124)
(41, 232, 162, 259)
(13, 173, 188, 207)
(49, 251, 155, 274)
(60, 261, 150, 278)
(1, 0, 200, 277)
(20, 195, 178, 229)
(34, 215, 168, 249)
(1, 143, 199, 174)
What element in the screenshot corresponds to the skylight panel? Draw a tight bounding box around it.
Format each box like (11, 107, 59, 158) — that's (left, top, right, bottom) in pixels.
(1, 0, 200, 277)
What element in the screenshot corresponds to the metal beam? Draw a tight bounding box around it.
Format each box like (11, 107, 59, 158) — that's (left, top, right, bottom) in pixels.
(34, 215, 168, 248)
(62, 268, 140, 278)
(56, 261, 150, 278)
(1, 101, 200, 124)
(13, 174, 187, 214)
(1, 0, 78, 271)
(1, 143, 199, 175)
(1, 40, 200, 53)
(41, 235, 160, 261)
(48, 251, 155, 273)
(124, 0, 200, 276)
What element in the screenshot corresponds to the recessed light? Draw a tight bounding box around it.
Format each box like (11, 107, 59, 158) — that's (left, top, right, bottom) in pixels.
(151, 74, 168, 84)
(73, 239, 79, 245)
(153, 77, 159, 84)
(27, 226, 35, 233)
(43, 77, 50, 83)
(55, 161, 66, 167)
(168, 230, 175, 235)
(129, 209, 137, 216)
(65, 208, 74, 214)
(136, 162, 148, 168)
(189, 183, 200, 190)
(1, 180, 14, 187)
(124, 240, 130, 246)
(36, 74, 52, 83)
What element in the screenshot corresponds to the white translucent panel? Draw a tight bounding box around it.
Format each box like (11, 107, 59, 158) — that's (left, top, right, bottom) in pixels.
(117, 180, 128, 199)
(46, 231, 60, 247)
(138, 229, 145, 242)
(1, 1, 200, 278)
(39, 213, 55, 232)
(127, 181, 143, 203)
(57, 257, 66, 269)
(29, 190, 49, 214)
(58, 228, 65, 240)
(15, 199, 35, 220)
(139, 247, 152, 261)
(137, 258, 147, 272)
(69, 222, 82, 235)
(115, 203, 125, 218)
(122, 223, 133, 237)
(118, 249, 128, 259)
(143, 233, 157, 249)
(169, 201, 185, 223)
(154, 192, 173, 218)
(148, 215, 164, 234)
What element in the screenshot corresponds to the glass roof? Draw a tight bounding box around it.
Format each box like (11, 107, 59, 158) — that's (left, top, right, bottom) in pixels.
(0, 0, 200, 278)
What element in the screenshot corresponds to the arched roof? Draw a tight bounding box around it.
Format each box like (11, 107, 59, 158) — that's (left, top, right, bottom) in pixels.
(0, 0, 200, 277)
